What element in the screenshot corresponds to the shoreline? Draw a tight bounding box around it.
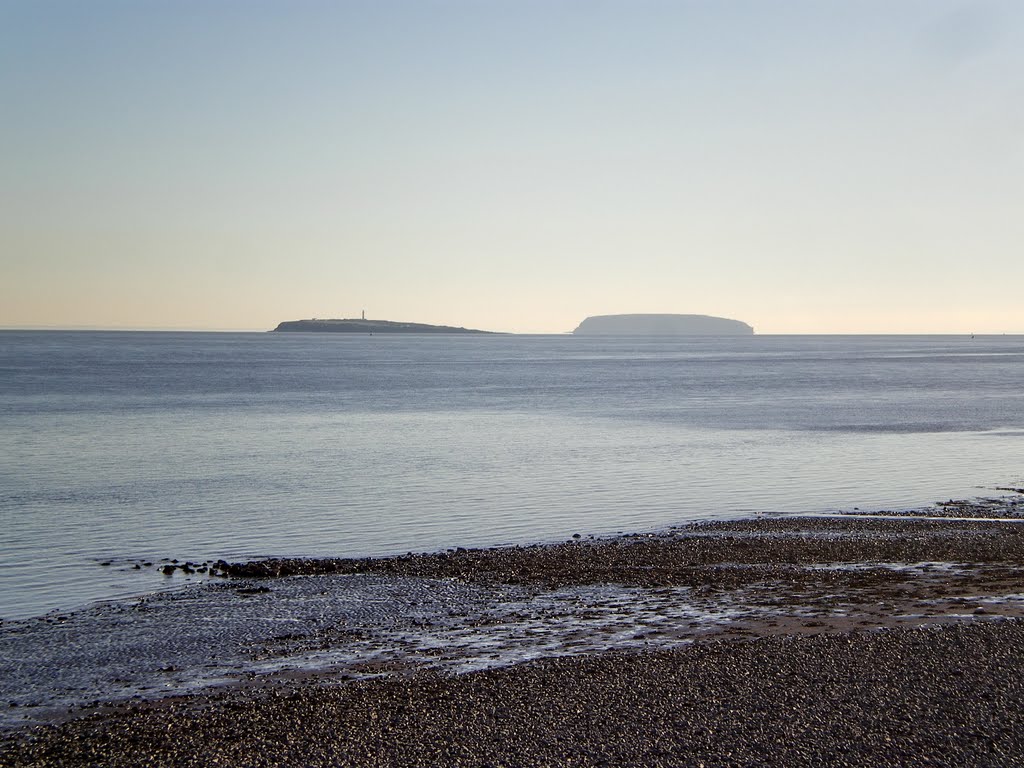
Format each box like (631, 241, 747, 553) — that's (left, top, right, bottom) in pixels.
(4, 509, 1024, 765)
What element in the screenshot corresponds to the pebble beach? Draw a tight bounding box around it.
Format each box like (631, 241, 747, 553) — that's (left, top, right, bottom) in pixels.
(4, 501, 1024, 767)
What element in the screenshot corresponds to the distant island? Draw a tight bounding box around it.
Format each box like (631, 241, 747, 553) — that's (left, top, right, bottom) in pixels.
(272, 318, 499, 334)
(572, 314, 754, 335)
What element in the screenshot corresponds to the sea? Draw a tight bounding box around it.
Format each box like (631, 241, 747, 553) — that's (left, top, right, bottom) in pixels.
(1, 331, 1023, 621)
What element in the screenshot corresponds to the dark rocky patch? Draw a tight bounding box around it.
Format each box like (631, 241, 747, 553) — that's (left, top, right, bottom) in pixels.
(845, 494, 1024, 519)
(217, 515, 1024, 590)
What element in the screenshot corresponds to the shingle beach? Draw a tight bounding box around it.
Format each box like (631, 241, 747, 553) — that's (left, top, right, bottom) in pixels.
(4, 505, 1024, 767)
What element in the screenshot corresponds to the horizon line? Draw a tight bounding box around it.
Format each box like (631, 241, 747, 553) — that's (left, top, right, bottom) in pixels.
(0, 326, 1020, 337)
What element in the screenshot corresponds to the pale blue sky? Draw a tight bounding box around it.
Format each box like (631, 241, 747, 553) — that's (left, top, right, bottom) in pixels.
(2, 1, 1022, 333)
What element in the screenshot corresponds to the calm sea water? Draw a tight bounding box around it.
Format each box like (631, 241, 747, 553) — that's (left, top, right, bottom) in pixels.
(1, 331, 1023, 620)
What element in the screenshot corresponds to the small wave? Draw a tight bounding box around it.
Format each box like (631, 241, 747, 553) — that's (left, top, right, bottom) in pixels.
(812, 423, 979, 434)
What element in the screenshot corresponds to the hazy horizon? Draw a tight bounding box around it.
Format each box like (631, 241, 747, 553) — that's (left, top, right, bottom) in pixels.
(3, 1, 1022, 335)
(2, 321, 1022, 337)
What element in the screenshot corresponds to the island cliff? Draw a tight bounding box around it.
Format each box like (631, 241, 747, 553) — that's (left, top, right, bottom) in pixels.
(273, 319, 499, 334)
(572, 314, 754, 336)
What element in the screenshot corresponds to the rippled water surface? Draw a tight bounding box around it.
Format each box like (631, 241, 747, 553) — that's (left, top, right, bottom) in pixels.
(1, 331, 1023, 619)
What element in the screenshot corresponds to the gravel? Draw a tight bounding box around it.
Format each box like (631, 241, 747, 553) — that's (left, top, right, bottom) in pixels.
(3, 621, 1023, 767)
(4, 513, 1024, 767)
(218, 515, 1024, 590)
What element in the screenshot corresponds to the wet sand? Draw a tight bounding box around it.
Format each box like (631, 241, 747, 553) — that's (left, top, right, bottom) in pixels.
(4, 510, 1024, 766)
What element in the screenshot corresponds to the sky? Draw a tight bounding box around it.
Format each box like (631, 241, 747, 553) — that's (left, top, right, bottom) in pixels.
(2, 1, 1022, 334)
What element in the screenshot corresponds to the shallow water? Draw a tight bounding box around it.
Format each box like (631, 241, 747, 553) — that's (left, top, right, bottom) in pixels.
(1, 332, 1023, 618)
